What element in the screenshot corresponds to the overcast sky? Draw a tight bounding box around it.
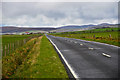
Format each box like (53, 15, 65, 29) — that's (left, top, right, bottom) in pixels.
(1, 2, 118, 27)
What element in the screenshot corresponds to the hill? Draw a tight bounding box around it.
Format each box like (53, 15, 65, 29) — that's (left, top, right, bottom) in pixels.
(0, 26, 57, 33)
(0, 23, 118, 33)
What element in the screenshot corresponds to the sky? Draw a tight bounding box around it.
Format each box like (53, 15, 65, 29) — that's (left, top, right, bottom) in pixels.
(1, 0, 119, 28)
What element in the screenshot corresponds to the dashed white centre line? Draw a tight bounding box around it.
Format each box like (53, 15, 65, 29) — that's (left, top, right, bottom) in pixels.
(74, 42, 77, 43)
(63, 50, 69, 51)
(80, 44, 83, 46)
(70, 40, 72, 42)
(102, 53, 111, 58)
(88, 47, 94, 50)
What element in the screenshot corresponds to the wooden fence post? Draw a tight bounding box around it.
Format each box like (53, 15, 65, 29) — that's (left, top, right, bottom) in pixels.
(1, 46, 3, 56)
(109, 34, 111, 38)
(18, 41, 20, 47)
(93, 35, 95, 38)
(13, 43, 14, 51)
(10, 43, 11, 53)
(21, 40, 22, 46)
(8, 44, 9, 54)
(5, 45, 6, 56)
(24, 39, 26, 44)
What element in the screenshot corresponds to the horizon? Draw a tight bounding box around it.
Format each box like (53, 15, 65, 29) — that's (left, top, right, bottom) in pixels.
(1, 22, 118, 28)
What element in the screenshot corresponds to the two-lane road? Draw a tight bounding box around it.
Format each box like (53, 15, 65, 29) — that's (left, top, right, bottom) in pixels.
(47, 35, 119, 78)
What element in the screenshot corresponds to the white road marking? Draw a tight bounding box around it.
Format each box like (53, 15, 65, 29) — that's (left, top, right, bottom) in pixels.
(46, 35, 79, 79)
(51, 35, 119, 48)
(75, 38, 120, 48)
(102, 53, 111, 58)
(63, 50, 69, 51)
(74, 42, 77, 43)
(69, 40, 72, 42)
(80, 44, 83, 46)
(88, 47, 94, 50)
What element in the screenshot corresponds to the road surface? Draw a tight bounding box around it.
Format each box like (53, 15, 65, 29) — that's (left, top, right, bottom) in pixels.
(46, 35, 119, 79)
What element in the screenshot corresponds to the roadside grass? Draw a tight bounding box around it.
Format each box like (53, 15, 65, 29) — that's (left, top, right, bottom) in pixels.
(50, 28, 119, 47)
(0, 59, 1, 79)
(7, 35, 68, 78)
(36, 36, 68, 78)
(2, 37, 38, 78)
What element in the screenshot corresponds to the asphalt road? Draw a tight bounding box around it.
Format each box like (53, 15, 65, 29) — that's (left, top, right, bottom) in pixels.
(46, 35, 119, 79)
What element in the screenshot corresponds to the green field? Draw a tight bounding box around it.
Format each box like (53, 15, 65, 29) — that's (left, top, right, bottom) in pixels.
(2, 34, 42, 56)
(50, 28, 120, 46)
(2, 35, 68, 78)
(2, 34, 42, 46)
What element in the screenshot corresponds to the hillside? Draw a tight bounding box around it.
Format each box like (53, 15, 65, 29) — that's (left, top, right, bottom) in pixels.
(0, 23, 118, 33)
(0, 26, 57, 33)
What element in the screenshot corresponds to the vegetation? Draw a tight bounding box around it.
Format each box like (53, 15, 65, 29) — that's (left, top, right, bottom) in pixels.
(2, 34, 42, 56)
(2, 34, 43, 46)
(50, 28, 120, 46)
(2, 37, 38, 78)
(2, 35, 68, 78)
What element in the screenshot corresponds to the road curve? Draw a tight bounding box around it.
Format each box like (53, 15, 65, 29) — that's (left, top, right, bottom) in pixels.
(46, 35, 119, 79)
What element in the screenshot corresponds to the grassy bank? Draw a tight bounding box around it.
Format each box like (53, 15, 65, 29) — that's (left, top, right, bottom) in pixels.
(3, 35, 68, 78)
(50, 28, 119, 46)
(2, 37, 38, 78)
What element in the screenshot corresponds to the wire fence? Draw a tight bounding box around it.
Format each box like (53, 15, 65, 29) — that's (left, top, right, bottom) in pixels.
(1, 36, 38, 57)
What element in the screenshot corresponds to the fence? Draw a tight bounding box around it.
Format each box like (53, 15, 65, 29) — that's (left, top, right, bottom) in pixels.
(1, 36, 35, 57)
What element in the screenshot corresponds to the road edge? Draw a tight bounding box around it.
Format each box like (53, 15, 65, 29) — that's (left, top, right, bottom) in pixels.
(46, 35, 79, 79)
(53, 36, 120, 48)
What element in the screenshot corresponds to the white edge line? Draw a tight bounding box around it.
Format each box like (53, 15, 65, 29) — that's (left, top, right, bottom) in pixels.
(46, 35, 79, 79)
(75, 38, 120, 48)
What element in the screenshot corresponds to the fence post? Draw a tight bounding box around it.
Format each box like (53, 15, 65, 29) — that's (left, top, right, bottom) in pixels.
(24, 39, 26, 44)
(8, 44, 9, 54)
(109, 34, 111, 38)
(5, 45, 6, 56)
(1, 46, 3, 56)
(20, 40, 22, 46)
(14, 42, 16, 50)
(93, 35, 95, 38)
(17, 41, 19, 48)
(21, 40, 23, 46)
(10, 43, 11, 53)
(22, 40, 23, 46)
(13, 43, 14, 51)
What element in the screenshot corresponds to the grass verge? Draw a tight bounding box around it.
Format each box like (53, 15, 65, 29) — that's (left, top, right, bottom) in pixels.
(2, 37, 38, 78)
(6, 35, 68, 78)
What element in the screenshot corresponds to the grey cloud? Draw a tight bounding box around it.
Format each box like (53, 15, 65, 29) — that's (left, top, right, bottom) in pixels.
(77, 3, 117, 20)
(2, 2, 118, 27)
(44, 11, 66, 20)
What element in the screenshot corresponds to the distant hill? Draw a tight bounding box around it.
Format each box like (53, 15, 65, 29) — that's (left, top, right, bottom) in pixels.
(0, 23, 118, 33)
(58, 23, 117, 29)
(52, 23, 118, 32)
(0, 26, 57, 33)
(58, 24, 96, 29)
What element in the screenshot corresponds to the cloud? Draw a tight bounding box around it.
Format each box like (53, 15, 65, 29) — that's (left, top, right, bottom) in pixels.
(2, 2, 118, 27)
(2, 0, 119, 2)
